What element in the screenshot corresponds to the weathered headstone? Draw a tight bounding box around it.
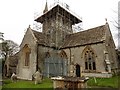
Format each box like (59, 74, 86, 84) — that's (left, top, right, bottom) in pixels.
(11, 73, 17, 82)
(33, 71, 42, 84)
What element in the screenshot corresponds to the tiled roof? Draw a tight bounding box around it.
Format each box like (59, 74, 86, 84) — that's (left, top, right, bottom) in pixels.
(35, 4, 82, 24)
(61, 25, 106, 48)
(32, 25, 106, 49)
(32, 30, 50, 46)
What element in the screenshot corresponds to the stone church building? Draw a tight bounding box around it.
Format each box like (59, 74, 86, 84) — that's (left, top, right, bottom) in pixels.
(16, 2, 118, 80)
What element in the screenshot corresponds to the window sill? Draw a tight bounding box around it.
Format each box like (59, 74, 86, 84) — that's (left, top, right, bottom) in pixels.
(23, 66, 30, 68)
(83, 70, 97, 73)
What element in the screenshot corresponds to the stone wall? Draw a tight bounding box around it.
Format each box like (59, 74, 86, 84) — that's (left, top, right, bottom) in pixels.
(83, 72, 112, 78)
(104, 24, 118, 73)
(37, 46, 54, 74)
(17, 29, 37, 80)
(63, 43, 112, 77)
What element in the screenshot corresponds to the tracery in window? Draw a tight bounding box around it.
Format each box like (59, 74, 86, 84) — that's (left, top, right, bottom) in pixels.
(45, 51, 50, 58)
(84, 46, 96, 71)
(59, 50, 68, 59)
(23, 44, 31, 66)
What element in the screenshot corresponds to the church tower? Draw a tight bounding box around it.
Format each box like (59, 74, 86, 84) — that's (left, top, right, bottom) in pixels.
(35, 2, 82, 48)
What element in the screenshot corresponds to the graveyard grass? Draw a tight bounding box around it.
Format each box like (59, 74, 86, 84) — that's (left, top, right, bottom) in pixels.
(87, 75, 120, 88)
(2, 78, 53, 89)
(2, 75, 120, 88)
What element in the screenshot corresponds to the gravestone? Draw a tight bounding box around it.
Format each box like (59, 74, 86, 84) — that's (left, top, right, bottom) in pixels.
(11, 73, 17, 82)
(33, 71, 42, 84)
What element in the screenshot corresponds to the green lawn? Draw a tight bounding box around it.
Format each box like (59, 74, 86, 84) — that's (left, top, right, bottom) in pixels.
(87, 75, 120, 88)
(2, 78, 53, 89)
(2, 75, 120, 89)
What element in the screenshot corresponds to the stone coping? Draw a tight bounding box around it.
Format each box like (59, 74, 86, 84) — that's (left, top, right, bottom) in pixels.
(51, 76, 89, 82)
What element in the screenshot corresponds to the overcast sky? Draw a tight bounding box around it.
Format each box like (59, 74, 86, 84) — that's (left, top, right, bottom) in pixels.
(0, 0, 119, 47)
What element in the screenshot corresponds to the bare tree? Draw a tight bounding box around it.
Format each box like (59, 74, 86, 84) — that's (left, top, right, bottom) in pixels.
(1, 40, 19, 61)
(1, 40, 19, 77)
